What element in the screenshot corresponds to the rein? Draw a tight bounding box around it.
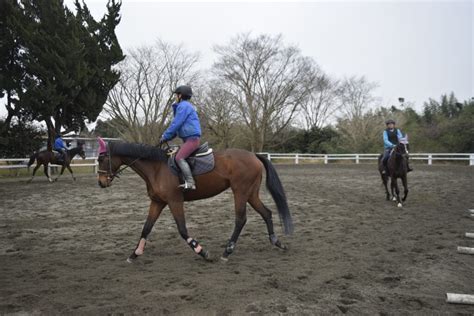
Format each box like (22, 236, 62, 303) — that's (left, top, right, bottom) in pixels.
(98, 142, 170, 181)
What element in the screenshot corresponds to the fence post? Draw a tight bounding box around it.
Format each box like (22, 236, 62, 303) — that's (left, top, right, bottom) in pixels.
(267, 153, 271, 161)
(295, 154, 299, 165)
(470, 154, 474, 166)
(428, 154, 432, 165)
(94, 160, 98, 173)
(324, 155, 328, 164)
(355, 154, 360, 164)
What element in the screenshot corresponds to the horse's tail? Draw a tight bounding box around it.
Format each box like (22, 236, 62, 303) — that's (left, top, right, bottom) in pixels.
(256, 154, 294, 235)
(27, 152, 37, 167)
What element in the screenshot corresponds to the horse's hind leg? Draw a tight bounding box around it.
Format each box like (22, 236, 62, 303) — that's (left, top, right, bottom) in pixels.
(43, 164, 52, 182)
(27, 164, 41, 183)
(401, 175, 409, 202)
(248, 194, 286, 250)
(168, 200, 211, 261)
(127, 200, 166, 263)
(222, 194, 248, 261)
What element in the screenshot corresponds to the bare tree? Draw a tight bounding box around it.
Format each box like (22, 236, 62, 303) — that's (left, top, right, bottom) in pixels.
(335, 76, 382, 152)
(299, 70, 340, 129)
(196, 80, 242, 149)
(212, 33, 313, 151)
(103, 40, 199, 144)
(337, 75, 379, 121)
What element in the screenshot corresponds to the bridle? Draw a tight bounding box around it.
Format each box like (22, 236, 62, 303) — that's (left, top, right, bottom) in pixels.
(97, 145, 140, 181)
(393, 142, 409, 159)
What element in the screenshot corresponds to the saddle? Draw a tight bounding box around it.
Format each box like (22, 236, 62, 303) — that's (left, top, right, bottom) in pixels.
(167, 142, 215, 177)
(52, 150, 67, 163)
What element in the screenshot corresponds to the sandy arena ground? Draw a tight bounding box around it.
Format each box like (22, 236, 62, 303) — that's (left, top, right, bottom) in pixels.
(1, 163, 473, 315)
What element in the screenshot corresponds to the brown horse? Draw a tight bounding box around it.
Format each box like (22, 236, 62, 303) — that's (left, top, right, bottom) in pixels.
(378, 141, 409, 207)
(27, 145, 86, 183)
(97, 142, 293, 262)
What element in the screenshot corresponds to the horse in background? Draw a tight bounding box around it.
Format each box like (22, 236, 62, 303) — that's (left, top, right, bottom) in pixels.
(378, 137, 409, 207)
(27, 143, 86, 183)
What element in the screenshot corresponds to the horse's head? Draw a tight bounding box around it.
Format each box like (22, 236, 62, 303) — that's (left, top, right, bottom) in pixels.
(97, 152, 123, 188)
(395, 138, 409, 159)
(78, 144, 86, 159)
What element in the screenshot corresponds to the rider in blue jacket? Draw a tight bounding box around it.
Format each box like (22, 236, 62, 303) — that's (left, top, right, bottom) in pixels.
(54, 134, 68, 162)
(160, 85, 202, 190)
(382, 119, 412, 174)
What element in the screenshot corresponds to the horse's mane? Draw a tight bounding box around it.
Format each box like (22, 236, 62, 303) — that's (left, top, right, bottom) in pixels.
(109, 142, 168, 162)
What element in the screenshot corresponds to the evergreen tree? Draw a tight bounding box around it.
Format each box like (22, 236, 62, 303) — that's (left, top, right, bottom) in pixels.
(1, 0, 124, 150)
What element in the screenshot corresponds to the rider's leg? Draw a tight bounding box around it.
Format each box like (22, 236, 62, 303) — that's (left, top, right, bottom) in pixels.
(175, 137, 200, 190)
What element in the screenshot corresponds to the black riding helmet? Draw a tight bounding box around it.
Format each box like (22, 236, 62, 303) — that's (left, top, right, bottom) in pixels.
(174, 85, 193, 100)
(385, 119, 396, 125)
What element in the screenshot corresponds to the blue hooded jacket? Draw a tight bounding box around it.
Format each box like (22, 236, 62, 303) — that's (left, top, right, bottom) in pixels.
(162, 100, 201, 141)
(54, 137, 66, 151)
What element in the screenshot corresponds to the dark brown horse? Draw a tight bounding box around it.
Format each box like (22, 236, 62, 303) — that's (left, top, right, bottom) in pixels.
(97, 142, 293, 262)
(27, 145, 86, 183)
(378, 141, 409, 207)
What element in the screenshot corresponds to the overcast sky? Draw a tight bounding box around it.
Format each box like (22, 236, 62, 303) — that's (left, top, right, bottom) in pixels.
(68, 0, 472, 111)
(1, 0, 471, 119)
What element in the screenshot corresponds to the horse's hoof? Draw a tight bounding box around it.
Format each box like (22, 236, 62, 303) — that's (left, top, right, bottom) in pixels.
(274, 240, 287, 250)
(54, 178, 58, 182)
(392, 197, 397, 201)
(126, 257, 134, 263)
(200, 250, 212, 262)
(220, 256, 229, 262)
(397, 203, 403, 208)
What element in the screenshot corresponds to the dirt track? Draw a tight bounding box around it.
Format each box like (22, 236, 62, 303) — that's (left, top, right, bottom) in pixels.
(1, 164, 473, 315)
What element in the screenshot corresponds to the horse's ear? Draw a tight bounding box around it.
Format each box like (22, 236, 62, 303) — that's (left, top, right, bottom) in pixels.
(97, 137, 107, 155)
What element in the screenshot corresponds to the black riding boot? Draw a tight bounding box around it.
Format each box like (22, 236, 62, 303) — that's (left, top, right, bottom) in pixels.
(176, 159, 196, 190)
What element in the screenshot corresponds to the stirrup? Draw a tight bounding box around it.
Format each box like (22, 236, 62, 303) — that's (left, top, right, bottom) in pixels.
(178, 182, 196, 190)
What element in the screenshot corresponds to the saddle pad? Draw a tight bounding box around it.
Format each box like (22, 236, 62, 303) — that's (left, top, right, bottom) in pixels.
(167, 153, 215, 177)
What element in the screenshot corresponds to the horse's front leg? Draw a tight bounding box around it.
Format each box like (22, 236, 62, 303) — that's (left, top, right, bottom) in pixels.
(54, 166, 66, 182)
(127, 200, 167, 263)
(168, 200, 211, 261)
(382, 174, 390, 201)
(66, 165, 76, 181)
(401, 175, 409, 202)
(392, 177, 402, 207)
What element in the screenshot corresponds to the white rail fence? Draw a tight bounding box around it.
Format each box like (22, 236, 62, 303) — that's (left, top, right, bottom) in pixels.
(0, 157, 99, 175)
(0, 153, 473, 175)
(259, 153, 474, 166)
